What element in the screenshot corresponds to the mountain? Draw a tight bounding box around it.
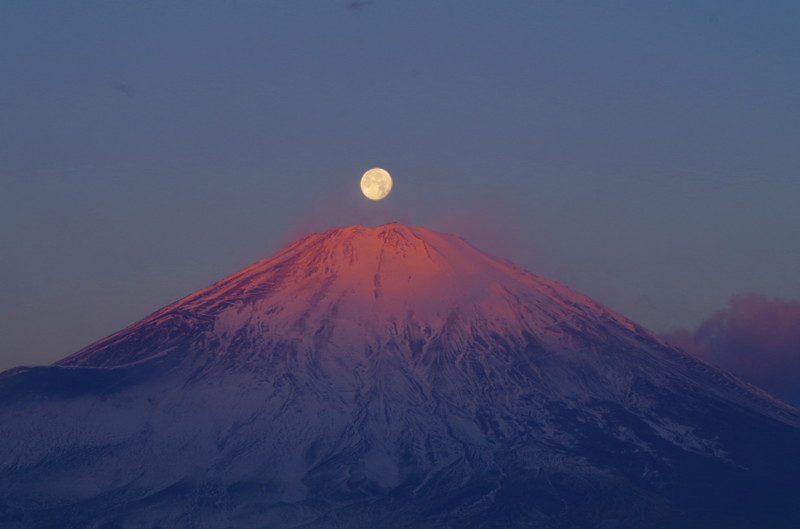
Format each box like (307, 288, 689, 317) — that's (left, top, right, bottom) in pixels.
(1, 223, 799, 529)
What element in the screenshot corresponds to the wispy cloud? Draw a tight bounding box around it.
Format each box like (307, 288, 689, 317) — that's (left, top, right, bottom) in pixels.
(664, 294, 800, 406)
(346, 0, 374, 12)
(110, 79, 136, 97)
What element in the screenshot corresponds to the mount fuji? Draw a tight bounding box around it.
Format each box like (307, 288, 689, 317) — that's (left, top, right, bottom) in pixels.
(1, 223, 798, 528)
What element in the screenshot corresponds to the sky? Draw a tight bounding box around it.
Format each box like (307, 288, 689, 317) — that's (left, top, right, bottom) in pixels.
(1, 1, 799, 379)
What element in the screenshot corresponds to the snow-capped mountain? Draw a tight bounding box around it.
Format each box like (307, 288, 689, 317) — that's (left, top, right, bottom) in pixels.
(1, 223, 798, 529)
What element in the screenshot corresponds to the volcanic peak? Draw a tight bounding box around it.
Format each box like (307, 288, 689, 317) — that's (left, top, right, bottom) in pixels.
(57, 223, 658, 370)
(7, 226, 800, 529)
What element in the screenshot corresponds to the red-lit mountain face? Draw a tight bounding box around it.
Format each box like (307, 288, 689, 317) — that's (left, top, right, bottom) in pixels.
(1, 224, 799, 529)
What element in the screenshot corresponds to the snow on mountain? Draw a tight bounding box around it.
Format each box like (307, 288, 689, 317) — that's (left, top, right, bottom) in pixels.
(1, 223, 798, 529)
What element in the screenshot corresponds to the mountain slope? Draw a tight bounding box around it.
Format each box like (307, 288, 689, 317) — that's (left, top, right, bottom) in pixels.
(1, 223, 798, 529)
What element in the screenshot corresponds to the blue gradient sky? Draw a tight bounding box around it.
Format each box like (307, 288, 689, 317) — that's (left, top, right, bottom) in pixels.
(2, 1, 799, 371)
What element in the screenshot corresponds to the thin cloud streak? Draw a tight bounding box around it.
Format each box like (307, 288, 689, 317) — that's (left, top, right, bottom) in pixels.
(346, 1, 374, 12)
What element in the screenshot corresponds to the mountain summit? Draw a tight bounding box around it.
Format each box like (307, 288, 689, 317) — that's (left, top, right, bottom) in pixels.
(60, 223, 669, 372)
(1, 224, 799, 529)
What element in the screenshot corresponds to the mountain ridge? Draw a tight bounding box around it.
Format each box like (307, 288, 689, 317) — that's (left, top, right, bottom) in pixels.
(53, 223, 797, 423)
(1, 223, 798, 528)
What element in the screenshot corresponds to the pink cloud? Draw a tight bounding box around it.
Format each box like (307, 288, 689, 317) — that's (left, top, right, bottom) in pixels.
(664, 294, 800, 406)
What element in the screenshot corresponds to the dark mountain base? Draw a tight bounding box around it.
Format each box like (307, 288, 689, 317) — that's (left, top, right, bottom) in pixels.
(3, 465, 797, 529)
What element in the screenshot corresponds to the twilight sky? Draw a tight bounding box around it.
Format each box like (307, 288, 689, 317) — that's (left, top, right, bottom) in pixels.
(1, 1, 799, 374)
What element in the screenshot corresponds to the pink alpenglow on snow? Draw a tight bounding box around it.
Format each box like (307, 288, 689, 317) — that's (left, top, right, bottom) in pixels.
(60, 223, 656, 371)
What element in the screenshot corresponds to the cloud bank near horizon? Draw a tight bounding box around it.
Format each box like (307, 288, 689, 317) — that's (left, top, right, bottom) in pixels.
(665, 294, 800, 407)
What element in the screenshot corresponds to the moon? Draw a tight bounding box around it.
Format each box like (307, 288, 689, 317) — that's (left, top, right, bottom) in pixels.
(360, 168, 393, 200)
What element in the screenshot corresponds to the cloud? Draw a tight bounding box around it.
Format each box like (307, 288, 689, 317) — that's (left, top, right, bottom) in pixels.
(664, 294, 800, 406)
(110, 79, 136, 97)
(346, 0, 373, 11)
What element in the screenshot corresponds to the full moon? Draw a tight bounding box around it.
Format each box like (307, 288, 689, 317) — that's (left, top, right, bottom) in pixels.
(360, 168, 393, 200)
